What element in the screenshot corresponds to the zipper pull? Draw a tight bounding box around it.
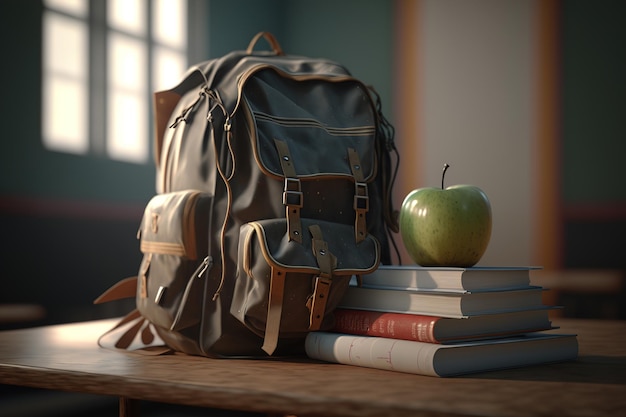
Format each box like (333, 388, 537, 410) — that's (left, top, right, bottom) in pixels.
(170, 89, 207, 128)
(197, 256, 212, 278)
(205, 89, 228, 123)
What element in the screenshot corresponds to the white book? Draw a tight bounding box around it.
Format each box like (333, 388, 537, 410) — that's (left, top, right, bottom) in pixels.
(354, 265, 540, 292)
(338, 286, 545, 318)
(305, 331, 578, 377)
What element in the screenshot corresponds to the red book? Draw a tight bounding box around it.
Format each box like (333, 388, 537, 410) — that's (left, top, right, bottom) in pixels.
(331, 308, 554, 344)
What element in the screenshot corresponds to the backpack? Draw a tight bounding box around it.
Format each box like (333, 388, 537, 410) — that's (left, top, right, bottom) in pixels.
(96, 32, 399, 357)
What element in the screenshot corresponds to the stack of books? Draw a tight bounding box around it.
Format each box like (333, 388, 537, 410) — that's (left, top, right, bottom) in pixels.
(304, 265, 579, 377)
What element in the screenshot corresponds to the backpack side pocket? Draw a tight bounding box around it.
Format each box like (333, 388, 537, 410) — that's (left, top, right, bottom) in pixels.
(136, 190, 212, 332)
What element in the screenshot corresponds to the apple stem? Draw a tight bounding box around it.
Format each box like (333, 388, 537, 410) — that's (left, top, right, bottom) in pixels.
(442, 163, 450, 189)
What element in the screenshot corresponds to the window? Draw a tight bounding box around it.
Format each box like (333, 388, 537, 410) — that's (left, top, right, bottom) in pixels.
(42, 0, 89, 154)
(42, 0, 188, 164)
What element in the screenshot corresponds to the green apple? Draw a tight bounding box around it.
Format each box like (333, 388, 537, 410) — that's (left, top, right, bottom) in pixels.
(399, 164, 492, 267)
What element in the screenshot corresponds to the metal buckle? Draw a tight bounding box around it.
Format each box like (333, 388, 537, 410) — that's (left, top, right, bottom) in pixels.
(353, 182, 369, 211)
(282, 177, 303, 207)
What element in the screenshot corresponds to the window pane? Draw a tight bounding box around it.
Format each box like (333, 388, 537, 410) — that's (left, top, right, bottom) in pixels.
(108, 33, 148, 162)
(108, 0, 146, 35)
(107, 91, 148, 162)
(42, 11, 88, 154)
(42, 0, 190, 164)
(109, 33, 147, 90)
(42, 74, 89, 153)
(153, 47, 186, 91)
(153, 0, 186, 48)
(44, 0, 88, 17)
(43, 12, 87, 78)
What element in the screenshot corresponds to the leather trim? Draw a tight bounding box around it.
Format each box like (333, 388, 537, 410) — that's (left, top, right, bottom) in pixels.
(93, 276, 138, 304)
(153, 90, 182, 168)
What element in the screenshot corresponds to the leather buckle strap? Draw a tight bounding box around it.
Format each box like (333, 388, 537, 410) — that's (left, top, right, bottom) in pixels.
(348, 148, 369, 243)
(262, 267, 286, 356)
(282, 177, 303, 242)
(353, 181, 369, 243)
(310, 225, 335, 275)
(274, 139, 303, 242)
(309, 276, 331, 330)
(308, 225, 337, 330)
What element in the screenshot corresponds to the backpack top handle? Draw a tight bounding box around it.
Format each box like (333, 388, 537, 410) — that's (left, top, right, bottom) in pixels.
(246, 31, 285, 56)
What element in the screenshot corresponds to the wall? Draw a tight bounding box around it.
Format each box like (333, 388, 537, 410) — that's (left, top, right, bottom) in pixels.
(202, 0, 393, 114)
(418, 0, 535, 266)
(560, 0, 626, 271)
(393, 0, 625, 318)
(0, 0, 152, 326)
(0, 0, 394, 327)
(394, 0, 625, 272)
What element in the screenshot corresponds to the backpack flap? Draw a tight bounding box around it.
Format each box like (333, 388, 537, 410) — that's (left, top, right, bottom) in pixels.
(136, 190, 212, 332)
(231, 218, 380, 355)
(241, 68, 378, 243)
(245, 68, 377, 180)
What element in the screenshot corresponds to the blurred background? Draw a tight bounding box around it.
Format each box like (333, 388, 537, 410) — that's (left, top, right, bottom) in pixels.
(1, 0, 625, 327)
(0, 0, 624, 414)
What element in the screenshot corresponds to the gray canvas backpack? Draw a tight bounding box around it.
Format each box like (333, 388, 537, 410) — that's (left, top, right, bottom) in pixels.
(96, 32, 399, 357)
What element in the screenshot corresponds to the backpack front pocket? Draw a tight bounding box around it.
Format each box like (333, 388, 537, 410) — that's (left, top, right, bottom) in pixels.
(231, 218, 380, 355)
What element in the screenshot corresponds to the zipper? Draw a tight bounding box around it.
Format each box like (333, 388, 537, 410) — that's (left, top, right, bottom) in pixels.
(231, 63, 363, 118)
(253, 111, 376, 136)
(196, 256, 212, 279)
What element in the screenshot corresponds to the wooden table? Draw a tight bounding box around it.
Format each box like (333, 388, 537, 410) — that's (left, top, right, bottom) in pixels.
(0, 318, 625, 417)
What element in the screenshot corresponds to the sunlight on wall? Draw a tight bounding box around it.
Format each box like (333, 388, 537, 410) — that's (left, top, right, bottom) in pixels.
(42, 12, 89, 154)
(108, 0, 146, 34)
(153, 0, 186, 49)
(41, 0, 187, 164)
(152, 0, 187, 91)
(107, 32, 148, 163)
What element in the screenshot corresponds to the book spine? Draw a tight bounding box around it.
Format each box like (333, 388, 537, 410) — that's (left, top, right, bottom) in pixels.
(304, 331, 440, 377)
(332, 309, 441, 343)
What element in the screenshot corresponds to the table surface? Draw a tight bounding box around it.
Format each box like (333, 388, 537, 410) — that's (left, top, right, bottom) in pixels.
(0, 318, 625, 417)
